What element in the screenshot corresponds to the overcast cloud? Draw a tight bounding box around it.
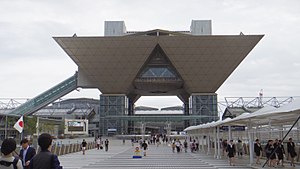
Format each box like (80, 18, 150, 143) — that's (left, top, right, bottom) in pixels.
(0, 0, 300, 108)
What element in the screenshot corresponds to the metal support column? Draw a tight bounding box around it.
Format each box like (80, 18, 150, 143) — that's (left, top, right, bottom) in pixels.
(248, 122, 254, 165)
(207, 129, 211, 155)
(141, 122, 145, 141)
(214, 127, 217, 158)
(228, 125, 232, 141)
(217, 126, 221, 159)
(4, 116, 7, 139)
(166, 122, 171, 143)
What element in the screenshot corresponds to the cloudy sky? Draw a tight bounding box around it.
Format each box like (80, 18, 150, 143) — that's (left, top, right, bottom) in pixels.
(0, 0, 300, 108)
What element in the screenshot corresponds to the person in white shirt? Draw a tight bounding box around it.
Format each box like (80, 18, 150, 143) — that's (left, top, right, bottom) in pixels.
(96, 137, 101, 150)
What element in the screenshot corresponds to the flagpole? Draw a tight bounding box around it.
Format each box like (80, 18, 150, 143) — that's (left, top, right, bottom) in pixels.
(4, 115, 8, 139)
(36, 116, 40, 151)
(36, 116, 39, 137)
(13, 115, 24, 141)
(21, 116, 24, 140)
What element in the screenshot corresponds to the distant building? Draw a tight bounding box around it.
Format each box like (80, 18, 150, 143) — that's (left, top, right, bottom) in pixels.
(34, 98, 98, 137)
(5, 20, 263, 136)
(53, 20, 262, 135)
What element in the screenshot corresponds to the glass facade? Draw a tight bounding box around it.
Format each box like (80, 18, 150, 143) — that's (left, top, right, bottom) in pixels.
(189, 94, 218, 125)
(141, 67, 176, 78)
(99, 95, 128, 135)
(136, 45, 182, 81)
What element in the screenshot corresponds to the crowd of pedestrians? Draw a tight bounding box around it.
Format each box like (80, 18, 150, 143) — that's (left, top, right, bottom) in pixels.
(0, 133, 62, 169)
(1, 133, 298, 168)
(220, 137, 298, 167)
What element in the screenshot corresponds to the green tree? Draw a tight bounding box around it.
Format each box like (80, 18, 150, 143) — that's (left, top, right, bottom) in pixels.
(24, 116, 37, 135)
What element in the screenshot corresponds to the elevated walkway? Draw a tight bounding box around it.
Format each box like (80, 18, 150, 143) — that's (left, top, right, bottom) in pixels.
(8, 72, 78, 116)
(104, 115, 212, 122)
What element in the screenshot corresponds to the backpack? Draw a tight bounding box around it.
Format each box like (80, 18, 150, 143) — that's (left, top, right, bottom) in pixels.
(0, 156, 19, 169)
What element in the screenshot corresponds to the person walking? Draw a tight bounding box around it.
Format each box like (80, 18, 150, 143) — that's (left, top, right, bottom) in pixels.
(96, 137, 101, 150)
(19, 138, 36, 169)
(81, 139, 87, 155)
(0, 138, 23, 169)
(265, 140, 276, 167)
(104, 139, 109, 152)
(171, 141, 176, 153)
(236, 140, 243, 158)
(183, 140, 188, 153)
(175, 140, 181, 153)
(30, 133, 62, 169)
(141, 141, 148, 156)
(254, 139, 263, 165)
(287, 138, 297, 167)
(226, 140, 236, 166)
(19, 139, 36, 169)
(222, 139, 228, 156)
(276, 140, 285, 167)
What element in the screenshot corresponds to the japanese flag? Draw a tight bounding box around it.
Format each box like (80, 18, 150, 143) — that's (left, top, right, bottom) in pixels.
(14, 116, 24, 133)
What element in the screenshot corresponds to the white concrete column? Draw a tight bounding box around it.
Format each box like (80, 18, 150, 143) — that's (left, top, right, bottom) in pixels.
(228, 125, 232, 141)
(207, 129, 211, 155)
(217, 126, 221, 159)
(214, 127, 217, 158)
(166, 122, 171, 143)
(297, 122, 300, 142)
(141, 122, 145, 140)
(280, 125, 284, 139)
(248, 123, 254, 165)
(268, 120, 272, 139)
(4, 116, 8, 139)
(201, 132, 204, 152)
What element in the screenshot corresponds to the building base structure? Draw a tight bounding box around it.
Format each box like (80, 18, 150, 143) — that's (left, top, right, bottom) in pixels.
(52, 20, 262, 136)
(189, 93, 218, 126)
(99, 94, 128, 136)
(99, 93, 219, 136)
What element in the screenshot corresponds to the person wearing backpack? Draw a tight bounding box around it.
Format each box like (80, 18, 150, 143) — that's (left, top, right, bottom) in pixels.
(0, 138, 23, 169)
(29, 133, 62, 169)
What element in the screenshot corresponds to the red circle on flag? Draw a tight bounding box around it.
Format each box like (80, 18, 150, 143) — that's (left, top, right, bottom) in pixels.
(19, 121, 23, 128)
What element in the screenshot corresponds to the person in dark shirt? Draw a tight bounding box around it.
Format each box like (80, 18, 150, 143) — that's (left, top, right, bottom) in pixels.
(254, 139, 263, 164)
(30, 133, 62, 169)
(222, 139, 228, 156)
(287, 138, 297, 167)
(104, 139, 109, 152)
(276, 140, 285, 167)
(19, 138, 36, 169)
(81, 139, 87, 155)
(265, 140, 276, 167)
(141, 141, 148, 156)
(226, 140, 236, 166)
(183, 140, 188, 153)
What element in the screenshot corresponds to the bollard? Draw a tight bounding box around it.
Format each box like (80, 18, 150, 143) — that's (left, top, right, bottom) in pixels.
(65, 145, 69, 154)
(62, 145, 65, 155)
(58, 144, 62, 156)
(72, 144, 75, 153)
(297, 147, 300, 162)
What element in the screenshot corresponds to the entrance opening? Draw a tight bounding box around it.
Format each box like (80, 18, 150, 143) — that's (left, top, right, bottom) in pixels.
(135, 96, 183, 114)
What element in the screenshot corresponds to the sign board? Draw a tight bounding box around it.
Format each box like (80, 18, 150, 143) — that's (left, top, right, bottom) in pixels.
(220, 126, 245, 131)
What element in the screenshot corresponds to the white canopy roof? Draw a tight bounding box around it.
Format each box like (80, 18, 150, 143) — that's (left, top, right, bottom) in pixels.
(184, 99, 300, 132)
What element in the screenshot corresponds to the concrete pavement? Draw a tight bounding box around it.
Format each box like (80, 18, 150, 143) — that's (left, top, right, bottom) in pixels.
(58, 139, 299, 169)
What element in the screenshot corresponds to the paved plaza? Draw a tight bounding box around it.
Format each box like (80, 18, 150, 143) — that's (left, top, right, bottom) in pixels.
(57, 138, 299, 169)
